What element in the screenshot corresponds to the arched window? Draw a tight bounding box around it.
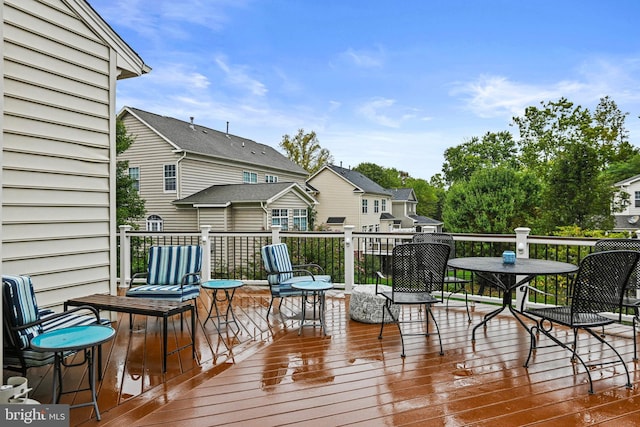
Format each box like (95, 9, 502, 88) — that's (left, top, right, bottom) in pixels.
(146, 215, 163, 231)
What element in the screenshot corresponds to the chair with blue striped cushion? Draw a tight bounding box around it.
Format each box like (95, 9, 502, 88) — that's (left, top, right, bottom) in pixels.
(126, 245, 202, 302)
(2, 275, 111, 376)
(261, 243, 331, 316)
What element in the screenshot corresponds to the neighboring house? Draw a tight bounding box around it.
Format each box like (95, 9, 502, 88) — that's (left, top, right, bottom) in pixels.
(117, 107, 317, 231)
(306, 164, 394, 232)
(613, 174, 640, 232)
(1, 0, 148, 310)
(390, 189, 443, 232)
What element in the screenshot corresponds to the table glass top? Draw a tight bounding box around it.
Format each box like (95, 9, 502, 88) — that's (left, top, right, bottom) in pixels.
(201, 279, 244, 289)
(31, 325, 115, 351)
(448, 257, 578, 275)
(291, 281, 333, 291)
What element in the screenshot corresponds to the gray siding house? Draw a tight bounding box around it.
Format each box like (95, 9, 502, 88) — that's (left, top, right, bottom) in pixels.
(118, 107, 317, 231)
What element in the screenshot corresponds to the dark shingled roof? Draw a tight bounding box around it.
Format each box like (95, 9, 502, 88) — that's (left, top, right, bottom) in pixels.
(326, 217, 346, 224)
(125, 107, 308, 176)
(174, 182, 307, 205)
(327, 164, 392, 196)
(390, 188, 414, 201)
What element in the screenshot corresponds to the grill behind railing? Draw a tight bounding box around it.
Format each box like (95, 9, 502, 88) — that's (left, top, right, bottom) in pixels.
(119, 229, 633, 316)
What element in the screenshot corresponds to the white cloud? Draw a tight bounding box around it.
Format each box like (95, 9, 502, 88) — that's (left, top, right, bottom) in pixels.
(341, 46, 385, 68)
(215, 56, 268, 97)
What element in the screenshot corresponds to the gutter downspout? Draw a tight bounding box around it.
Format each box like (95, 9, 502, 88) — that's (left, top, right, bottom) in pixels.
(176, 152, 187, 198)
(260, 202, 268, 230)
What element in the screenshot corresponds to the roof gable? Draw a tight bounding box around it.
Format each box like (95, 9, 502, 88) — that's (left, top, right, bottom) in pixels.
(174, 182, 315, 207)
(310, 164, 392, 196)
(120, 107, 308, 176)
(615, 173, 640, 187)
(72, 0, 150, 79)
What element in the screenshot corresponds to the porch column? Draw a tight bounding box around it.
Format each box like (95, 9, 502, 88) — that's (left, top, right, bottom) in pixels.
(200, 225, 212, 281)
(119, 225, 132, 289)
(344, 225, 355, 292)
(515, 227, 531, 309)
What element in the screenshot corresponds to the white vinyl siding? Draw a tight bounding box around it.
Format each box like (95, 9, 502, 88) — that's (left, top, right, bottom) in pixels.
(2, 0, 118, 307)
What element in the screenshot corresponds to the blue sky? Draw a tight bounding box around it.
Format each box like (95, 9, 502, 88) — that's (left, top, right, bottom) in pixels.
(89, 0, 640, 180)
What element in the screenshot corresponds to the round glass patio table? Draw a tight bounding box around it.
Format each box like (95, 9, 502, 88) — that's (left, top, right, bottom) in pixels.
(201, 279, 244, 333)
(292, 281, 334, 336)
(30, 324, 115, 421)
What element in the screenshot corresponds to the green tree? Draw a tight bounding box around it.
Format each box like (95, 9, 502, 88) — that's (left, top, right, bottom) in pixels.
(442, 167, 540, 233)
(353, 162, 402, 188)
(116, 119, 145, 227)
(280, 129, 333, 174)
(442, 131, 518, 185)
(511, 96, 634, 232)
(540, 142, 614, 231)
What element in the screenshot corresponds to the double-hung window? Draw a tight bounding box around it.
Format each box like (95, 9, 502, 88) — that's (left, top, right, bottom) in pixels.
(272, 209, 289, 230)
(293, 209, 307, 231)
(374, 200, 379, 213)
(243, 171, 258, 183)
(265, 174, 278, 183)
(635, 191, 640, 207)
(362, 199, 368, 214)
(164, 164, 176, 192)
(128, 167, 140, 191)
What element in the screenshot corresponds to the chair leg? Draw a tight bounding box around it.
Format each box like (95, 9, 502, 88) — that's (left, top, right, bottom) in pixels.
(378, 300, 405, 357)
(633, 310, 639, 362)
(426, 305, 443, 355)
(266, 298, 274, 317)
(445, 286, 471, 324)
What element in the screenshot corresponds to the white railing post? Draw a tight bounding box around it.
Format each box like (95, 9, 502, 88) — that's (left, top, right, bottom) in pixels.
(119, 225, 132, 289)
(344, 225, 355, 293)
(200, 225, 212, 281)
(515, 227, 531, 309)
(271, 225, 281, 244)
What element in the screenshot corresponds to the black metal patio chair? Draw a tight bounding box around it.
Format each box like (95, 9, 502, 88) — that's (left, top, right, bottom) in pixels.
(376, 242, 451, 357)
(412, 233, 471, 322)
(594, 238, 640, 360)
(523, 250, 640, 394)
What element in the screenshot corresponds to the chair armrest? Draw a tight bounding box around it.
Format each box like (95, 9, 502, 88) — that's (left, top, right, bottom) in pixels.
(180, 272, 202, 288)
(293, 263, 325, 274)
(12, 305, 101, 332)
(130, 271, 148, 287)
(518, 285, 554, 312)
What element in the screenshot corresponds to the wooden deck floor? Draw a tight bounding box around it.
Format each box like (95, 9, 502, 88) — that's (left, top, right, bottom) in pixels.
(8, 286, 640, 426)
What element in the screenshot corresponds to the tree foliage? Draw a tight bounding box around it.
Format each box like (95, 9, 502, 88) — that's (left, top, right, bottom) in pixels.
(280, 129, 333, 174)
(442, 131, 519, 185)
(442, 167, 540, 233)
(441, 96, 638, 234)
(116, 119, 145, 227)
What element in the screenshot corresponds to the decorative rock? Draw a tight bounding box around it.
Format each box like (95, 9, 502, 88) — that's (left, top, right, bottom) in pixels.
(349, 285, 399, 323)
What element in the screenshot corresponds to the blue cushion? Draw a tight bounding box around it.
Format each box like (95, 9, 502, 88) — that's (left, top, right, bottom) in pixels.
(261, 244, 294, 285)
(147, 245, 202, 286)
(3, 275, 111, 350)
(126, 284, 200, 301)
(2, 275, 43, 349)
